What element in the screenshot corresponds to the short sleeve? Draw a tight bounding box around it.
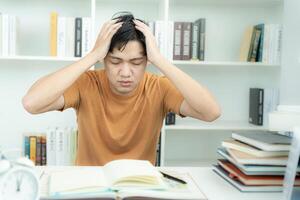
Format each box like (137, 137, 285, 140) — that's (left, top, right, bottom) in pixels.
(159, 76, 185, 117)
(58, 72, 91, 112)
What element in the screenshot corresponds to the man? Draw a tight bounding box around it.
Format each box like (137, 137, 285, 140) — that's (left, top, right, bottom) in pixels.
(22, 13, 221, 166)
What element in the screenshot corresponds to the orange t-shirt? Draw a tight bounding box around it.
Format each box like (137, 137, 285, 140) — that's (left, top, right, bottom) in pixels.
(61, 69, 184, 166)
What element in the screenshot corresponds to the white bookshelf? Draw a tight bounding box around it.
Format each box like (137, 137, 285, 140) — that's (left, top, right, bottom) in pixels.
(164, 119, 268, 131)
(0, 0, 285, 167)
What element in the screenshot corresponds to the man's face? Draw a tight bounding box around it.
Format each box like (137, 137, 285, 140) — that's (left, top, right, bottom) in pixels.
(104, 40, 147, 96)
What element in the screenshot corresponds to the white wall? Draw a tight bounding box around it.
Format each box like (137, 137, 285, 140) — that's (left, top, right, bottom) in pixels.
(0, 62, 76, 151)
(279, 0, 300, 104)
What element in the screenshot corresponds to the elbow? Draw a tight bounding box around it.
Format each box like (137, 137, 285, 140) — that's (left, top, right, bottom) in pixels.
(22, 96, 39, 114)
(204, 107, 222, 122)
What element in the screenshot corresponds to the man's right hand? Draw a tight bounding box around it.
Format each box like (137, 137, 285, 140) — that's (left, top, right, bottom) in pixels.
(91, 19, 123, 63)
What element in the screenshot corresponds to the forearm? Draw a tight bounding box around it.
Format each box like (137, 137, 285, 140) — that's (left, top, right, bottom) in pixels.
(23, 51, 99, 112)
(155, 56, 220, 117)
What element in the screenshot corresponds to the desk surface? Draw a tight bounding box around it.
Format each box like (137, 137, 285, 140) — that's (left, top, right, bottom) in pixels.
(38, 166, 283, 200)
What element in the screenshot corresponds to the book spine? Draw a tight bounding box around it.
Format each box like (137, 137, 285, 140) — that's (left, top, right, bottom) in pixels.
(50, 12, 58, 56)
(46, 128, 56, 166)
(36, 136, 42, 166)
(250, 29, 261, 62)
(191, 21, 199, 60)
(29, 136, 37, 165)
(165, 112, 176, 125)
(262, 24, 269, 63)
(258, 88, 264, 125)
(247, 27, 257, 62)
(182, 22, 192, 60)
(198, 18, 206, 61)
(167, 21, 174, 61)
(155, 133, 161, 166)
(41, 135, 47, 166)
(65, 17, 75, 57)
(81, 17, 92, 56)
(56, 128, 64, 165)
(173, 22, 182, 60)
(255, 24, 264, 62)
(74, 17, 82, 57)
(24, 135, 30, 158)
(57, 16, 66, 57)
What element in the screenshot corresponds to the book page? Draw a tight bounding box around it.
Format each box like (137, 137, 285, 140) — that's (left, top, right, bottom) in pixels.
(49, 167, 109, 196)
(118, 172, 207, 200)
(103, 159, 164, 188)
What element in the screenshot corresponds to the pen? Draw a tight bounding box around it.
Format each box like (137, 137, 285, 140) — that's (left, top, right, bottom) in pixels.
(160, 171, 187, 184)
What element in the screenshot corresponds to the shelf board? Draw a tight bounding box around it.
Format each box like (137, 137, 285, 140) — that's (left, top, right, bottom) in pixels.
(0, 56, 81, 62)
(164, 159, 216, 167)
(164, 119, 268, 131)
(171, 60, 280, 67)
(0, 56, 280, 68)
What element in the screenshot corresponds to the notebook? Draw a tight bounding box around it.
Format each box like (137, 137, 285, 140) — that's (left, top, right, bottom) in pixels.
(42, 159, 207, 200)
(232, 131, 291, 151)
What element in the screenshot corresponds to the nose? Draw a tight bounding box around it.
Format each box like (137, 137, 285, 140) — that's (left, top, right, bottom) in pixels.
(120, 63, 132, 77)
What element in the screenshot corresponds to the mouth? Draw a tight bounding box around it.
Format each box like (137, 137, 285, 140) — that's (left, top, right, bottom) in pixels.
(119, 81, 132, 87)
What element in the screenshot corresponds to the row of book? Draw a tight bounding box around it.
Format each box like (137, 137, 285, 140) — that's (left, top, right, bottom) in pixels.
(213, 131, 299, 192)
(240, 24, 282, 64)
(148, 19, 206, 61)
(0, 13, 17, 56)
(23, 127, 78, 166)
(249, 88, 279, 126)
(50, 12, 92, 58)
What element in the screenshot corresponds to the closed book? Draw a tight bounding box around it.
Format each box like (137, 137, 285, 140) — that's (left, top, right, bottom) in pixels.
(213, 165, 283, 192)
(29, 136, 37, 165)
(50, 12, 58, 56)
(249, 88, 264, 125)
(191, 21, 199, 60)
(182, 22, 192, 60)
(65, 17, 75, 57)
(231, 131, 291, 151)
(74, 17, 82, 57)
(217, 148, 295, 175)
(57, 16, 66, 57)
(36, 136, 42, 166)
(222, 139, 289, 157)
(249, 29, 261, 62)
(41, 135, 47, 166)
(24, 135, 30, 159)
(218, 159, 300, 186)
(197, 18, 205, 61)
(46, 128, 57, 166)
(255, 24, 265, 62)
(239, 26, 254, 61)
(173, 22, 182, 60)
(81, 17, 92, 56)
(227, 148, 288, 166)
(165, 112, 176, 125)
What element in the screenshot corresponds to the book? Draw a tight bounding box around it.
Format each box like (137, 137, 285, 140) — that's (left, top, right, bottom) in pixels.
(218, 159, 300, 186)
(47, 159, 206, 199)
(173, 22, 182, 60)
(249, 88, 264, 125)
(222, 139, 289, 157)
(232, 131, 291, 151)
(217, 148, 299, 175)
(227, 148, 288, 166)
(165, 112, 176, 125)
(213, 165, 284, 192)
(74, 17, 82, 57)
(182, 22, 192, 60)
(50, 12, 58, 56)
(239, 26, 254, 61)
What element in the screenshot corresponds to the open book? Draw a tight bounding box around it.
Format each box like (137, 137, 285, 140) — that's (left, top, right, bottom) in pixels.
(43, 159, 206, 200)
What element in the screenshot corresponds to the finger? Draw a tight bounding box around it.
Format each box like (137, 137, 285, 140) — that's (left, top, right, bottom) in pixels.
(106, 22, 123, 39)
(101, 19, 119, 34)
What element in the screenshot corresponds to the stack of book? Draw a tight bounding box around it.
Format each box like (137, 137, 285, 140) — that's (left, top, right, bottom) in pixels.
(239, 23, 282, 64)
(148, 19, 206, 61)
(213, 131, 300, 192)
(23, 127, 78, 166)
(0, 13, 17, 56)
(50, 12, 92, 57)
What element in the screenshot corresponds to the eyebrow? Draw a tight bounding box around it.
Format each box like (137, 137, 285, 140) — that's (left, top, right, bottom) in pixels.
(109, 55, 145, 61)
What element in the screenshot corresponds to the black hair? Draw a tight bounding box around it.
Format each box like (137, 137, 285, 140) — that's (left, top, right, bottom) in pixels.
(109, 12, 147, 56)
